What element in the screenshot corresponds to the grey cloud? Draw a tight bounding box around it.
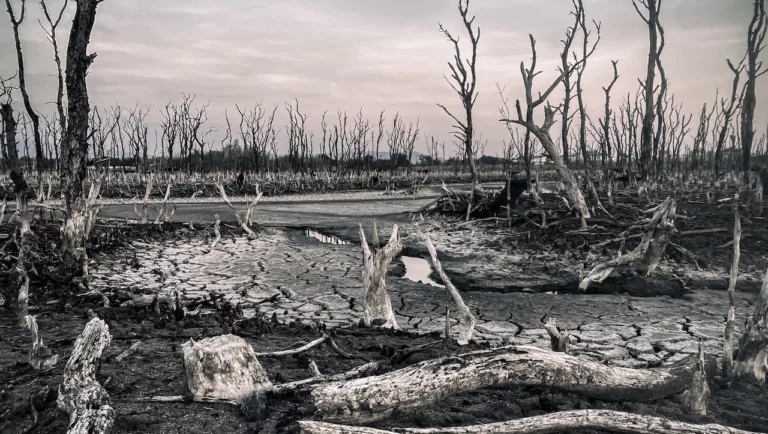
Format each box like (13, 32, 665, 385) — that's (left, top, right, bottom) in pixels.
(0, 0, 765, 156)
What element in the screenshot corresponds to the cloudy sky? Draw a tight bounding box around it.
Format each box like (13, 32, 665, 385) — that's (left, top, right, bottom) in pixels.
(0, 0, 765, 156)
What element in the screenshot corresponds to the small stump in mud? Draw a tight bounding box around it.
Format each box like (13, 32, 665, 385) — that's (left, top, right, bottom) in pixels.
(182, 334, 272, 401)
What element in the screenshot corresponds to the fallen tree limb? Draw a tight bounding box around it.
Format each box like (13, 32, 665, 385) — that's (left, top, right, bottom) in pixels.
(255, 334, 328, 357)
(426, 237, 474, 345)
(57, 317, 114, 434)
(310, 345, 694, 424)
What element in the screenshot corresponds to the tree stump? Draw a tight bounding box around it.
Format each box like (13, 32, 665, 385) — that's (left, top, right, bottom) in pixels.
(733, 267, 768, 384)
(57, 317, 114, 434)
(359, 221, 402, 329)
(182, 334, 272, 402)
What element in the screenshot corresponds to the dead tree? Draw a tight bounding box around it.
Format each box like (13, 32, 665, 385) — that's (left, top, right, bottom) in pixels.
(579, 197, 676, 291)
(358, 221, 402, 329)
(500, 31, 593, 224)
(4, 0, 45, 175)
(574, 0, 602, 168)
(309, 344, 696, 424)
(559, 3, 580, 165)
(40, 0, 69, 152)
(740, 0, 767, 185)
(437, 0, 482, 194)
(426, 237, 474, 345)
(599, 61, 619, 169)
(60, 0, 105, 280)
(723, 198, 741, 377)
(57, 317, 114, 434)
(714, 56, 745, 176)
(633, 0, 663, 175)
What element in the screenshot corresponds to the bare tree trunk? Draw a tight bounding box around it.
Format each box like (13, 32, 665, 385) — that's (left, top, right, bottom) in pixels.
(359, 221, 402, 329)
(740, 0, 767, 185)
(1, 103, 27, 211)
(634, 0, 662, 175)
(60, 0, 103, 280)
(4, 0, 45, 175)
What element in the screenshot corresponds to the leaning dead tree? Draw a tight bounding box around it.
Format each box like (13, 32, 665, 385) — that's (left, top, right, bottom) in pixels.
(740, 0, 767, 185)
(579, 196, 676, 291)
(437, 0, 482, 194)
(426, 237, 474, 345)
(358, 221, 402, 329)
(500, 22, 596, 224)
(60, 0, 105, 281)
(57, 317, 114, 434)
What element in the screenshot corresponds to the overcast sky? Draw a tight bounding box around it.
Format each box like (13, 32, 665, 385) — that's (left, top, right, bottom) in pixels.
(0, 0, 765, 156)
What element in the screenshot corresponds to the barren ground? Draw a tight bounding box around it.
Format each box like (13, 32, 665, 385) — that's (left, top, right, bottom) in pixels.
(2, 184, 768, 433)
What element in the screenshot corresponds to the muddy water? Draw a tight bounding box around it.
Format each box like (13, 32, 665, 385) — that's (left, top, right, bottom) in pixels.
(401, 256, 444, 288)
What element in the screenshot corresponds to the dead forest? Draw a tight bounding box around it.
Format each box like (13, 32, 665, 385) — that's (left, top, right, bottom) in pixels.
(2, 0, 768, 433)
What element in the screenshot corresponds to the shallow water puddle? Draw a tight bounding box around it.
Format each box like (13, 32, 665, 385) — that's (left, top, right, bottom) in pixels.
(401, 256, 444, 288)
(305, 229, 351, 245)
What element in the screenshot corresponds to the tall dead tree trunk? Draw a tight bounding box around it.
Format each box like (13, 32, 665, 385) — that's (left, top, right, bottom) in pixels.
(60, 0, 104, 280)
(633, 0, 663, 176)
(715, 58, 746, 176)
(734, 266, 768, 384)
(437, 0, 482, 195)
(600, 60, 620, 169)
(4, 0, 45, 175)
(359, 221, 402, 329)
(740, 0, 766, 185)
(1, 103, 28, 210)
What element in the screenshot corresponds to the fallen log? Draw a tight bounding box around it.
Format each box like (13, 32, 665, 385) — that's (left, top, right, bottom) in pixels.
(310, 345, 694, 424)
(299, 409, 758, 434)
(57, 317, 114, 434)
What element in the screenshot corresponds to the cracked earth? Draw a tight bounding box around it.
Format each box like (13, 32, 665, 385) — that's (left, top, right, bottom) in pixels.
(91, 215, 755, 370)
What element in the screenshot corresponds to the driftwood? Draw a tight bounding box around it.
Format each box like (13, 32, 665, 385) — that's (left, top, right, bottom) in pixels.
(425, 237, 474, 345)
(153, 183, 172, 224)
(211, 214, 221, 248)
(579, 196, 676, 292)
(359, 221, 402, 329)
(310, 345, 694, 424)
(57, 317, 114, 434)
(255, 334, 328, 357)
(182, 334, 272, 402)
(114, 341, 142, 363)
(134, 176, 153, 224)
(299, 409, 759, 434)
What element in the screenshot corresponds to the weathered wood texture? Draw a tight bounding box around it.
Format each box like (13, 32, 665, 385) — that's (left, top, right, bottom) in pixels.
(310, 345, 694, 423)
(57, 317, 114, 434)
(182, 334, 272, 402)
(426, 237, 474, 345)
(359, 221, 402, 329)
